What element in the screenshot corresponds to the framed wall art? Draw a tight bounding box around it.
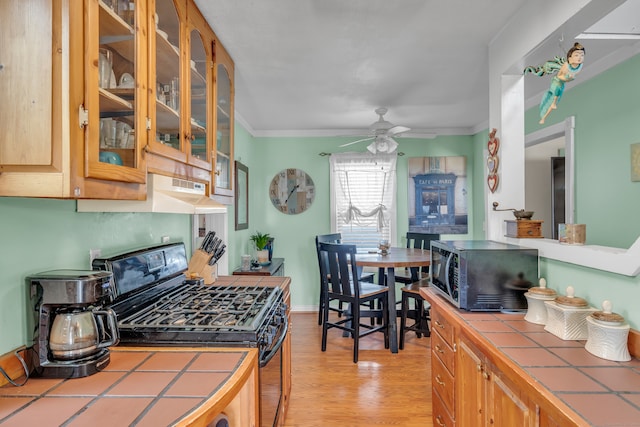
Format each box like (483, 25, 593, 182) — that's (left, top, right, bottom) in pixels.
(408, 156, 468, 234)
(234, 161, 248, 230)
(631, 142, 640, 182)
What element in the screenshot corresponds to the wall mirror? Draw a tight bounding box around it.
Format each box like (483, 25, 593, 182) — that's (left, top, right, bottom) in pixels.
(234, 161, 248, 230)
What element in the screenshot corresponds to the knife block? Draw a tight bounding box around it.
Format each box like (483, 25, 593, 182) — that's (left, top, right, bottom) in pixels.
(186, 249, 218, 284)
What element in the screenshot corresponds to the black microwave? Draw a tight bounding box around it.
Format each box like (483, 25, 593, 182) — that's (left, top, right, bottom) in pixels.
(430, 240, 539, 311)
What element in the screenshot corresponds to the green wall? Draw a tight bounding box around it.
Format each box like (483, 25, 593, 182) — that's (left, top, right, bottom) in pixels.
(0, 199, 190, 354)
(241, 134, 476, 314)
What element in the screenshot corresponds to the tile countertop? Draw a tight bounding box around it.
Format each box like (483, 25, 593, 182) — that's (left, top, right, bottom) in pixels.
(0, 347, 258, 427)
(422, 288, 640, 427)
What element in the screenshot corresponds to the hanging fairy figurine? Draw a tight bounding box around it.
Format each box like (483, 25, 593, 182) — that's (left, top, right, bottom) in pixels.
(524, 42, 585, 124)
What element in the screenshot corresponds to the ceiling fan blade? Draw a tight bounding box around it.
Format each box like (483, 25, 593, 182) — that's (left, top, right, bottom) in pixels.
(339, 136, 374, 147)
(386, 125, 411, 136)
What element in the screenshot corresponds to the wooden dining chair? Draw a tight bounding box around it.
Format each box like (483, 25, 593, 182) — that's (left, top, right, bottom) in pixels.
(315, 233, 374, 325)
(396, 232, 438, 349)
(394, 232, 439, 284)
(318, 242, 389, 363)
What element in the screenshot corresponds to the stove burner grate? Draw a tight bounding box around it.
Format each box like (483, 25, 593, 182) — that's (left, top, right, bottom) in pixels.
(117, 284, 277, 331)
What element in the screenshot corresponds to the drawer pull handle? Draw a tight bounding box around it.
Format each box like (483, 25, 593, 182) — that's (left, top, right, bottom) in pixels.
(435, 374, 445, 386)
(436, 415, 446, 426)
(434, 320, 445, 329)
(435, 344, 445, 354)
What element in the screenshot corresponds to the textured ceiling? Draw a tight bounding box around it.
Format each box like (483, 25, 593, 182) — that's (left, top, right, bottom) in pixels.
(193, 0, 640, 138)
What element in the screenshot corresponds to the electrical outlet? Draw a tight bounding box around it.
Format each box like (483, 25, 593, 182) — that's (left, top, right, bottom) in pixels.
(161, 236, 170, 243)
(89, 248, 102, 267)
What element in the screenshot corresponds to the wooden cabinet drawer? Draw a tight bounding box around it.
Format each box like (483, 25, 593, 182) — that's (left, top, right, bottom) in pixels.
(431, 307, 455, 347)
(432, 348, 455, 417)
(432, 386, 455, 427)
(432, 329, 455, 375)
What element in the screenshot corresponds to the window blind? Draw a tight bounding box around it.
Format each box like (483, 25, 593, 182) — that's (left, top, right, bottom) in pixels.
(330, 153, 397, 251)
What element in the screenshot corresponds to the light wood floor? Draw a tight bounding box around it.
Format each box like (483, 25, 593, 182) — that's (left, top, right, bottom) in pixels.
(284, 312, 433, 426)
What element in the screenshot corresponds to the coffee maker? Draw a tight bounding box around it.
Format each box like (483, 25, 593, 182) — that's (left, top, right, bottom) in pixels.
(28, 270, 120, 378)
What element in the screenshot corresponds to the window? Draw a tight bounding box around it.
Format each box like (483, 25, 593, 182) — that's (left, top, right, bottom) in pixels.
(330, 153, 397, 250)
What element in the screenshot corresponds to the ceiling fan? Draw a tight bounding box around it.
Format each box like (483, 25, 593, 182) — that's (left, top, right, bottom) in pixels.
(339, 108, 410, 154)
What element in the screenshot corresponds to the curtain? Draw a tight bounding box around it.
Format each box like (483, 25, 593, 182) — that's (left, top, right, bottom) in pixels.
(330, 152, 397, 249)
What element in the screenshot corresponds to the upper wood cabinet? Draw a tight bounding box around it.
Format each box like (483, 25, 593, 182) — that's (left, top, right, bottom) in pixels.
(0, 0, 233, 200)
(145, 0, 234, 200)
(0, 0, 146, 199)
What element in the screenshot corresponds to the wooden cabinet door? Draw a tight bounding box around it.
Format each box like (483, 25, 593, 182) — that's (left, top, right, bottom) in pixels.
(459, 336, 538, 427)
(212, 39, 234, 199)
(0, 0, 54, 170)
(488, 373, 537, 427)
(83, 0, 146, 185)
(457, 338, 485, 427)
(148, 0, 187, 163)
(185, 7, 212, 171)
(147, 0, 214, 184)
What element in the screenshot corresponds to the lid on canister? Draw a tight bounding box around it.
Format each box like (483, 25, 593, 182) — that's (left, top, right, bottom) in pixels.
(555, 286, 589, 308)
(528, 278, 557, 296)
(591, 300, 625, 325)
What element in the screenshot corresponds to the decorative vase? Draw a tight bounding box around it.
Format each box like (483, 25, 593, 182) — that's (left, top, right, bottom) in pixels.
(256, 249, 269, 264)
(266, 238, 274, 261)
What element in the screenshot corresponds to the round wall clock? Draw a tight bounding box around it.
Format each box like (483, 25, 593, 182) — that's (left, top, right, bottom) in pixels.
(269, 168, 315, 214)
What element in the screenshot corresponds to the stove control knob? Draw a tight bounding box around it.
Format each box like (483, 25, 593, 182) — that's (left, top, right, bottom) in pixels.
(271, 315, 283, 326)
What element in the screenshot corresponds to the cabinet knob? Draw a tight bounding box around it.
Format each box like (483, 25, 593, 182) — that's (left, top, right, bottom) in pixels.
(483, 371, 490, 380)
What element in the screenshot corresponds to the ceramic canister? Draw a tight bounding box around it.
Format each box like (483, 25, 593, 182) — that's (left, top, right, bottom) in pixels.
(524, 278, 557, 325)
(544, 286, 597, 340)
(585, 300, 631, 362)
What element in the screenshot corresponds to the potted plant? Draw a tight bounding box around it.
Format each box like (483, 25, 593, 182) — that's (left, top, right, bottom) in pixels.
(250, 231, 271, 264)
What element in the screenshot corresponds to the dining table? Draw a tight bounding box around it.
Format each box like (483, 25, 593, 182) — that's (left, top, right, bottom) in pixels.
(356, 246, 431, 353)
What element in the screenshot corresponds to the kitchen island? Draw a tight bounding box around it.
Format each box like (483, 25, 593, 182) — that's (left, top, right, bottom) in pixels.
(0, 347, 259, 426)
(421, 287, 640, 427)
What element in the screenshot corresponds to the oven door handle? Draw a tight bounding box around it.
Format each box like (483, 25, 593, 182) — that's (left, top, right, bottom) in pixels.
(260, 319, 289, 368)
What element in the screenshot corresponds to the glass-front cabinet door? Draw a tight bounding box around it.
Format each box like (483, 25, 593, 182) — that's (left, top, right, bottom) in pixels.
(186, 22, 211, 170)
(85, 0, 145, 184)
(213, 40, 234, 197)
(151, 0, 185, 162)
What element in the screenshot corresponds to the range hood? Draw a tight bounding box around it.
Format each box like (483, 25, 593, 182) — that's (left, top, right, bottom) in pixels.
(77, 174, 227, 214)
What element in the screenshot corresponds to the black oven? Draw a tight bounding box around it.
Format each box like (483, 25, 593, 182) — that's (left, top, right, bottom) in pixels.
(93, 242, 288, 427)
(260, 331, 284, 427)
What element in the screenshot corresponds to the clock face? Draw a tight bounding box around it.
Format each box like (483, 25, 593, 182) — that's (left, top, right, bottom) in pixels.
(269, 168, 315, 214)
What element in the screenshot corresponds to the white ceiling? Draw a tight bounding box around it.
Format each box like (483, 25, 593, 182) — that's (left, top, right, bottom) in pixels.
(193, 0, 640, 138)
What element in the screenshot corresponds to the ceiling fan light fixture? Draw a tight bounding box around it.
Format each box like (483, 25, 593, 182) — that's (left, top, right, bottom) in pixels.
(367, 136, 398, 154)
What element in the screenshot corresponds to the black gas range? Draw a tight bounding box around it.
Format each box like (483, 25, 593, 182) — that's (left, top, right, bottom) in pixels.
(92, 243, 288, 364)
